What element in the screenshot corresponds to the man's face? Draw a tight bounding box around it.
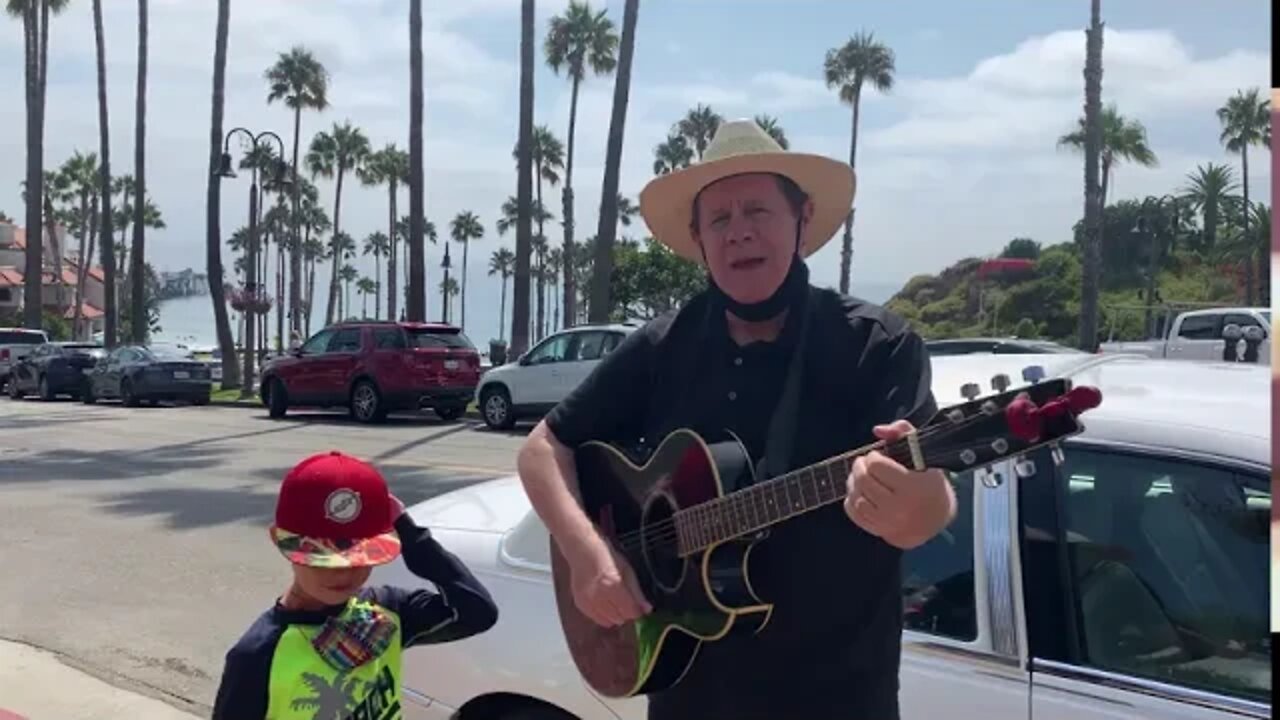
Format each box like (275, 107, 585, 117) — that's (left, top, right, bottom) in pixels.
(693, 173, 811, 305)
(292, 564, 373, 606)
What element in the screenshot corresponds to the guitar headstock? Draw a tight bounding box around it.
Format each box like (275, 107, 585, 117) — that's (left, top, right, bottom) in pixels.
(910, 376, 1102, 474)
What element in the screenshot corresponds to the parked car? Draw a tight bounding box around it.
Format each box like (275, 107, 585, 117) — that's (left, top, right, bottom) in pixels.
(476, 323, 636, 430)
(925, 337, 1085, 356)
(1099, 307, 1270, 364)
(259, 321, 481, 423)
(375, 352, 1270, 720)
(82, 343, 213, 406)
(7, 341, 105, 400)
(0, 327, 49, 389)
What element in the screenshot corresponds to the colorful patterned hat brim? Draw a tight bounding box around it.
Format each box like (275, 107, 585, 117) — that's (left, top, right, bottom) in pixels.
(269, 525, 402, 568)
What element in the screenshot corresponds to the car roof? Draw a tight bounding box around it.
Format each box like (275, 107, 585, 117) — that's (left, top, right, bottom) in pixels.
(930, 353, 1270, 468)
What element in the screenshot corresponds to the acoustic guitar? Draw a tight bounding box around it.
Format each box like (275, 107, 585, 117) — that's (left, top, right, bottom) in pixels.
(549, 375, 1102, 698)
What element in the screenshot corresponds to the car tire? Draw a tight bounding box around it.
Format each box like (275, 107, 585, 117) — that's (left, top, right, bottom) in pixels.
(349, 379, 386, 423)
(121, 380, 141, 408)
(480, 385, 516, 430)
(81, 379, 96, 405)
(38, 375, 54, 401)
(435, 404, 465, 422)
(7, 376, 22, 400)
(266, 378, 288, 419)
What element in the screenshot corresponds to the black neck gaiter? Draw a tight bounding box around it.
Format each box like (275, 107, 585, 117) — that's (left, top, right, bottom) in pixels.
(706, 253, 809, 322)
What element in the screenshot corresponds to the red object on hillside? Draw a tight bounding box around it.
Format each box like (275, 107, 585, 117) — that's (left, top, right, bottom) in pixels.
(976, 257, 1035, 280)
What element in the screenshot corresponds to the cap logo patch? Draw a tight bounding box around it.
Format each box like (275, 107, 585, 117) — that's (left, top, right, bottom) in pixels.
(324, 489, 362, 523)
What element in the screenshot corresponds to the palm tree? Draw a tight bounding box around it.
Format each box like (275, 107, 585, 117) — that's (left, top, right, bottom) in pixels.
(511, 0, 535, 357)
(676, 104, 722, 160)
(497, 196, 553, 341)
(407, 0, 426, 321)
(546, 247, 563, 330)
(1216, 87, 1271, 304)
(753, 114, 789, 149)
(439, 276, 460, 322)
(1179, 163, 1239, 251)
(361, 231, 390, 319)
(265, 46, 329, 336)
(652, 132, 693, 175)
(338, 263, 358, 320)
(356, 276, 376, 318)
(359, 144, 409, 321)
(306, 121, 369, 325)
(824, 30, 896, 294)
(1058, 105, 1158, 209)
(616, 194, 639, 227)
(530, 233, 550, 338)
(545, 0, 619, 328)
(448, 211, 484, 331)
(588, 0, 638, 324)
(489, 247, 515, 342)
(60, 151, 98, 338)
(512, 126, 565, 262)
(9, 0, 71, 328)
(129, 0, 149, 342)
(1077, 0, 1104, 352)
(92, 0, 118, 348)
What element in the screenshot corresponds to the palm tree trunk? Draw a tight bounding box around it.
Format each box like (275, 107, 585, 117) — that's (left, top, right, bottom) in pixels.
(288, 105, 303, 336)
(43, 193, 63, 310)
(386, 181, 397, 320)
(21, 1, 43, 329)
(276, 239, 284, 349)
(1239, 147, 1253, 304)
(461, 241, 469, 330)
(93, 0, 118, 348)
(407, 0, 426, 321)
(306, 256, 316, 336)
(589, 0, 638, 323)
(374, 253, 382, 320)
(325, 170, 345, 325)
(510, 0, 534, 357)
(74, 190, 89, 337)
(130, 0, 149, 343)
(1078, 0, 1105, 352)
(562, 77, 581, 327)
(499, 274, 508, 342)
(838, 85, 862, 295)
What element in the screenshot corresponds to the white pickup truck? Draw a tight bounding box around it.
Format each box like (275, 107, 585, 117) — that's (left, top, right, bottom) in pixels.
(0, 327, 49, 388)
(1099, 307, 1270, 364)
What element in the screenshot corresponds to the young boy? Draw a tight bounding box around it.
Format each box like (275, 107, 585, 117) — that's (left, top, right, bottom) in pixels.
(212, 450, 498, 720)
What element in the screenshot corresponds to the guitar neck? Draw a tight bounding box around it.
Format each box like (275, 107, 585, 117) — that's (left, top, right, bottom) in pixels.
(675, 439, 917, 554)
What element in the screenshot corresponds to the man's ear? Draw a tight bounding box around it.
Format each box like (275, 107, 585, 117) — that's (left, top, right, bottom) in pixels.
(801, 198, 815, 227)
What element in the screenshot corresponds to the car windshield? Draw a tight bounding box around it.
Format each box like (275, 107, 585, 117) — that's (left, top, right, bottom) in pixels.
(63, 344, 105, 357)
(0, 330, 46, 344)
(406, 328, 474, 350)
(1259, 310, 1270, 324)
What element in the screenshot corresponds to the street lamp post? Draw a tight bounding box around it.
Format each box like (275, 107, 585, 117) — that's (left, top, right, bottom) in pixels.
(215, 127, 290, 398)
(1134, 193, 1182, 340)
(440, 242, 452, 323)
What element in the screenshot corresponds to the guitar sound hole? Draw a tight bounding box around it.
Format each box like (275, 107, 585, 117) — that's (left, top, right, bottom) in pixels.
(641, 493, 686, 594)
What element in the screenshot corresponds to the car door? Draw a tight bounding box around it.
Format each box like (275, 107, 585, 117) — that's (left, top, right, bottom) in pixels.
(1020, 444, 1269, 719)
(899, 462, 1031, 719)
(281, 327, 338, 402)
(1166, 313, 1222, 361)
(511, 333, 572, 406)
(13, 343, 45, 391)
(317, 327, 365, 404)
(556, 330, 609, 399)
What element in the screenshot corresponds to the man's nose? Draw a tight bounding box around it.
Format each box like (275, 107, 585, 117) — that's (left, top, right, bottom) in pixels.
(724, 212, 754, 245)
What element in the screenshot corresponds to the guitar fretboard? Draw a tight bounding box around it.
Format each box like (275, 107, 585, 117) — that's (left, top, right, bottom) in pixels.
(673, 440, 917, 555)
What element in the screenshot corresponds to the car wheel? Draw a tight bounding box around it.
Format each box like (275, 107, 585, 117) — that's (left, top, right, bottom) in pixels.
(480, 386, 516, 430)
(121, 380, 140, 407)
(81, 379, 96, 405)
(38, 375, 54, 401)
(7, 376, 23, 400)
(349, 379, 385, 423)
(192, 394, 210, 406)
(266, 378, 288, 419)
(434, 404, 465, 422)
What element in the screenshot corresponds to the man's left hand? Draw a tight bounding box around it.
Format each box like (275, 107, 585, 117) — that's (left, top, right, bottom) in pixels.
(845, 420, 956, 550)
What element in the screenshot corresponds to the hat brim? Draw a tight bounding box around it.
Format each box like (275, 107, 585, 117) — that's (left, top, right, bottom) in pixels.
(270, 525, 402, 569)
(638, 152, 855, 264)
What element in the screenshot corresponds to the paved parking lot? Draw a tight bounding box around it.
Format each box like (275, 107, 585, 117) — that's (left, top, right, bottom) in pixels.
(0, 397, 529, 716)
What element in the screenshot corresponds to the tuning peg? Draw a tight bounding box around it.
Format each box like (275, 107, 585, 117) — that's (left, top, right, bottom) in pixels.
(961, 382, 981, 400)
(1050, 443, 1065, 467)
(1022, 365, 1045, 384)
(991, 373, 1011, 392)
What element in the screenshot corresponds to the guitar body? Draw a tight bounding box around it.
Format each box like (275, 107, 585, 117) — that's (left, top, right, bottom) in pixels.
(549, 428, 770, 698)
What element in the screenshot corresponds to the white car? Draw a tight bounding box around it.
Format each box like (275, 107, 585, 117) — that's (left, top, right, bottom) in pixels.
(1100, 307, 1271, 364)
(379, 352, 1271, 720)
(476, 324, 637, 430)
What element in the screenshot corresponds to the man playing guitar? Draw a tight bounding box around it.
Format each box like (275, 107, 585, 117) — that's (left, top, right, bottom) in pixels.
(517, 119, 957, 720)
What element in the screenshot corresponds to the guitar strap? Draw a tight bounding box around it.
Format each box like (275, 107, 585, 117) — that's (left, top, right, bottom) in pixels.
(755, 287, 813, 483)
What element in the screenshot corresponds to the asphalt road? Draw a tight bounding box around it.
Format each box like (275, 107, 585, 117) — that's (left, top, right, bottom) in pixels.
(0, 397, 529, 716)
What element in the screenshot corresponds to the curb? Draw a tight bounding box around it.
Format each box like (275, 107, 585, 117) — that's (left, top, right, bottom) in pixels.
(206, 398, 483, 421)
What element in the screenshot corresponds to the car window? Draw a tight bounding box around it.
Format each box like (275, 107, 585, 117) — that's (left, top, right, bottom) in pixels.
(526, 334, 571, 364)
(1176, 314, 1219, 340)
(301, 329, 336, 354)
(0, 330, 46, 344)
(31, 344, 51, 358)
(902, 469, 976, 641)
(570, 331, 607, 361)
(373, 327, 407, 350)
(406, 327, 474, 350)
(602, 331, 625, 355)
(326, 328, 363, 353)
(1022, 446, 1269, 703)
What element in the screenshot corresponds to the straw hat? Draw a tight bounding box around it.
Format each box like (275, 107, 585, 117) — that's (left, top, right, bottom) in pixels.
(638, 119, 856, 264)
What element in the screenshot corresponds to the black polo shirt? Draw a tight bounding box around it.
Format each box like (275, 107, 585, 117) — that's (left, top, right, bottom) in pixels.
(545, 284, 937, 720)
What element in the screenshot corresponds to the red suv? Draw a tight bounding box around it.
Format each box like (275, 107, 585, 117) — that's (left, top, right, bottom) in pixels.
(258, 321, 481, 423)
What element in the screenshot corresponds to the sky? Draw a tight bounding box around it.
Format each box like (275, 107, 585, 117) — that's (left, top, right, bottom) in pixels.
(0, 0, 1271, 345)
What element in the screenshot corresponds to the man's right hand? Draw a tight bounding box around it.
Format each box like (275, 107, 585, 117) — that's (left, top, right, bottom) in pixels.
(568, 537, 653, 628)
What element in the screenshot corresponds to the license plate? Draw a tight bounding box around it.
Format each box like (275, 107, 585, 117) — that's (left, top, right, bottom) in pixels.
(444, 360, 459, 370)
(173, 371, 190, 379)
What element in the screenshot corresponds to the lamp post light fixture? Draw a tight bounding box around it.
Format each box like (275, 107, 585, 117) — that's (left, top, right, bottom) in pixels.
(214, 127, 290, 399)
(1133, 193, 1183, 340)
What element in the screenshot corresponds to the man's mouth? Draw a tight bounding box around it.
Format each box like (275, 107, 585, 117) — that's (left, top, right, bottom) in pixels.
(730, 257, 765, 270)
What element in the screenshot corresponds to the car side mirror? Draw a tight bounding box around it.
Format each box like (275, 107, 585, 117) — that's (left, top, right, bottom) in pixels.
(518, 353, 531, 366)
(291, 348, 304, 358)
